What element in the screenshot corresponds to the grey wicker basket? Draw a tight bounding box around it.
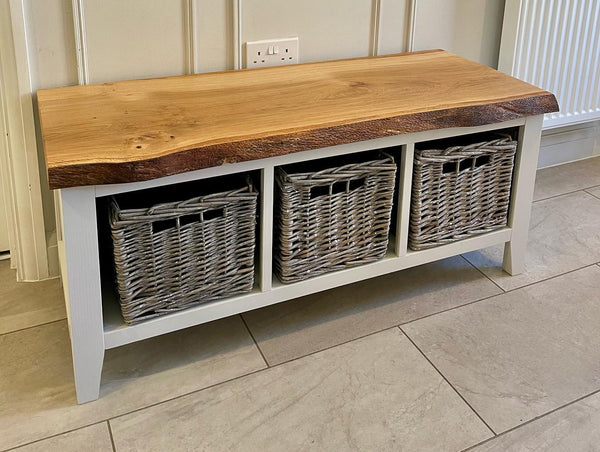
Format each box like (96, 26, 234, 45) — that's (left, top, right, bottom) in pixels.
(109, 180, 258, 324)
(409, 135, 517, 251)
(275, 153, 397, 283)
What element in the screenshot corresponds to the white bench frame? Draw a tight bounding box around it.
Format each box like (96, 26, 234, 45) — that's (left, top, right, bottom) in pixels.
(57, 115, 543, 403)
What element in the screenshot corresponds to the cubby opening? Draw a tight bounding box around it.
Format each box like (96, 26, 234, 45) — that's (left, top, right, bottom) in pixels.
(409, 127, 519, 251)
(97, 171, 261, 326)
(272, 148, 401, 284)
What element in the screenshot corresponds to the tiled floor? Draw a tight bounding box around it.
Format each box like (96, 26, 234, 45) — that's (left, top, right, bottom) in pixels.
(2, 157, 600, 451)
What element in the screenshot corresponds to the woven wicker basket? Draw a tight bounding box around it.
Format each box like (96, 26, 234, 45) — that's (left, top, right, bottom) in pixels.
(409, 135, 517, 251)
(109, 180, 258, 324)
(275, 153, 397, 283)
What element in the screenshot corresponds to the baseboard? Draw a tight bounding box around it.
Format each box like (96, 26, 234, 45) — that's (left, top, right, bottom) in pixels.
(538, 120, 600, 168)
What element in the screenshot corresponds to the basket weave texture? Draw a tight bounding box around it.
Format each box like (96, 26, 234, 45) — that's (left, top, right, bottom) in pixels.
(275, 154, 397, 283)
(109, 182, 258, 324)
(409, 136, 517, 250)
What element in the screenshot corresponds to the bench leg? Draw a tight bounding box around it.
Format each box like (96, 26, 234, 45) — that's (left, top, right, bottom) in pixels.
(503, 115, 544, 276)
(59, 187, 105, 403)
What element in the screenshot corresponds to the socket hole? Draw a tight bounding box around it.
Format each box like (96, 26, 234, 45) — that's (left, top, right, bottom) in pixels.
(261, 60, 265, 63)
(285, 48, 289, 53)
(170, 135, 175, 139)
(258, 51, 261, 55)
(136, 145, 142, 149)
(281, 58, 285, 60)
(289, 57, 292, 60)
(253, 61, 257, 64)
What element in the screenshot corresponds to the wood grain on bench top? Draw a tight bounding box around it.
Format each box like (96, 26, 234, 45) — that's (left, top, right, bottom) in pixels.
(37, 50, 558, 189)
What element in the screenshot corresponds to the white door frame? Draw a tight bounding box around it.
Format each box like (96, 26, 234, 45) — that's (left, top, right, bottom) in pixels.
(0, 0, 50, 281)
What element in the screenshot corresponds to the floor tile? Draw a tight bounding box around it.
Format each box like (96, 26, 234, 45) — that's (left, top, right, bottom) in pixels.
(463, 191, 600, 291)
(403, 265, 600, 434)
(585, 185, 600, 199)
(0, 261, 65, 335)
(243, 256, 501, 365)
(469, 391, 600, 451)
(0, 316, 266, 451)
(10, 423, 113, 452)
(533, 156, 600, 201)
(110, 328, 492, 452)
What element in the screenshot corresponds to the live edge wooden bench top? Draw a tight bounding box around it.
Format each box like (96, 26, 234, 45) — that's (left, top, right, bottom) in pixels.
(37, 50, 558, 189)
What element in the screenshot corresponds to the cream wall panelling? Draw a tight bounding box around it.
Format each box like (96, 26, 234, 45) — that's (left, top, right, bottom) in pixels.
(411, 0, 505, 68)
(0, 62, 16, 256)
(241, 0, 373, 63)
(0, 0, 51, 280)
(78, 0, 189, 83)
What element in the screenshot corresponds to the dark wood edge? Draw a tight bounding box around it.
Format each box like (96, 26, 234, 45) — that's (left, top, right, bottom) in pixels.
(48, 94, 559, 190)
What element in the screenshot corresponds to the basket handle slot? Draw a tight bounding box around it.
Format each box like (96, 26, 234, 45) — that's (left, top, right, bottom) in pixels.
(475, 155, 491, 167)
(459, 159, 472, 172)
(442, 162, 458, 174)
(331, 181, 347, 195)
(202, 208, 225, 221)
(151, 219, 177, 234)
(349, 178, 365, 191)
(179, 214, 199, 227)
(309, 185, 330, 199)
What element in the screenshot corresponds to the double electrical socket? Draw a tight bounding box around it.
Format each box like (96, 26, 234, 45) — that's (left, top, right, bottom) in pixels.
(245, 37, 299, 68)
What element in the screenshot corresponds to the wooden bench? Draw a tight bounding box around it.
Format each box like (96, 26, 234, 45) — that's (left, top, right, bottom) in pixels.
(37, 50, 558, 403)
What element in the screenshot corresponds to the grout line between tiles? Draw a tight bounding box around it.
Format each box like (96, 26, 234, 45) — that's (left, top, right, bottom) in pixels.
(239, 314, 270, 368)
(1, 420, 109, 452)
(494, 263, 599, 294)
(532, 187, 599, 204)
(460, 386, 600, 452)
(107, 420, 117, 452)
(0, 318, 66, 338)
(396, 263, 599, 329)
(585, 186, 600, 200)
(460, 255, 505, 293)
(399, 326, 498, 437)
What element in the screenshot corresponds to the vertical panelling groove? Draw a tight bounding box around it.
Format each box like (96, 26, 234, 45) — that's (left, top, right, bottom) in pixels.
(370, 0, 382, 56)
(71, 0, 89, 84)
(406, 0, 417, 52)
(184, 0, 198, 74)
(233, 0, 243, 69)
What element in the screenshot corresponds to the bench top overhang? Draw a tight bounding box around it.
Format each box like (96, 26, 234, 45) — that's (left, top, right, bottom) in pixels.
(37, 50, 558, 189)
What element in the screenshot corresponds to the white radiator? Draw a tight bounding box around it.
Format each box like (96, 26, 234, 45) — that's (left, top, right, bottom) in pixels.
(499, 0, 600, 129)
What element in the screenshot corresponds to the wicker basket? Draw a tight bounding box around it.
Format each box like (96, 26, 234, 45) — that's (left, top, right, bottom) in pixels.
(409, 135, 517, 251)
(109, 180, 258, 324)
(275, 153, 397, 283)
